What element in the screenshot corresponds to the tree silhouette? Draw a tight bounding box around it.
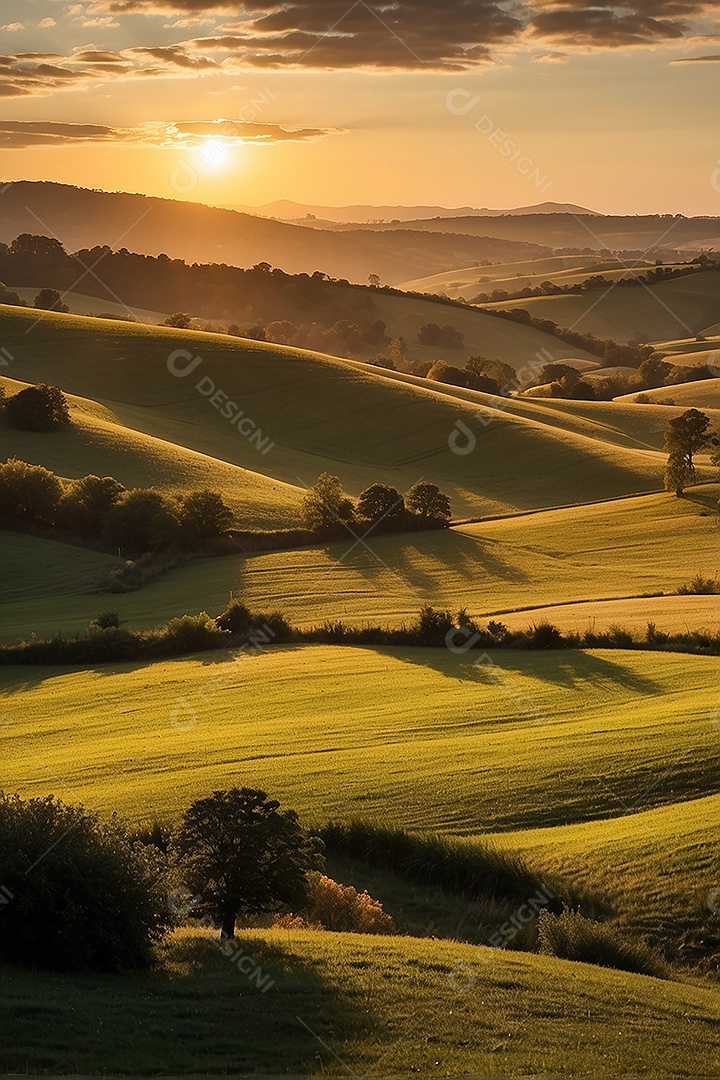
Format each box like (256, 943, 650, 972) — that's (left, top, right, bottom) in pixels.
(663, 408, 714, 496)
(172, 788, 323, 939)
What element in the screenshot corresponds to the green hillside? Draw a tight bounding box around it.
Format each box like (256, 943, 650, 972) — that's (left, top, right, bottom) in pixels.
(4, 926, 719, 1077)
(488, 271, 720, 343)
(1, 488, 717, 642)
(2, 645, 717, 831)
(399, 256, 685, 303)
(492, 793, 720, 951)
(0, 306, 674, 526)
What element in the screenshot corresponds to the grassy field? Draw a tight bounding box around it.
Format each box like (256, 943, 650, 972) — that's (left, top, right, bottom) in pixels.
(489, 270, 720, 343)
(500, 594, 720, 634)
(10, 286, 169, 323)
(2, 645, 717, 832)
(1, 488, 717, 641)
(0, 305, 683, 526)
(3, 926, 719, 1077)
(400, 256, 683, 303)
(616, 379, 720, 408)
(0, 374, 305, 528)
(490, 793, 720, 953)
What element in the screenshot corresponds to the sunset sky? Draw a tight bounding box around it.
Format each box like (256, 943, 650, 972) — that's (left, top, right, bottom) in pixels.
(2, 0, 720, 213)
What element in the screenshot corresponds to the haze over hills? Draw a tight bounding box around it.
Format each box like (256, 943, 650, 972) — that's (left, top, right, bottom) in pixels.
(0, 182, 548, 286)
(226, 200, 599, 223)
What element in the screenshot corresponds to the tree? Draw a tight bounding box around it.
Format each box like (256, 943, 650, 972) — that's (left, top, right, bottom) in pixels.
(357, 483, 404, 523)
(102, 488, 170, 554)
(5, 383, 70, 431)
(638, 356, 673, 389)
(426, 360, 468, 387)
(163, 312, 192, 329)
(465, 356, 515, 391)
(300, 472, 354, 530)
(58, 474, 126, 537)
(406, 481, 451, 522)
(177, 490, 233, 547)
(0, 793, 168, 971)
(33, 288, 69, 313)
(171, 788, 324, 939)
(368, 274, 381, 287)
(0, 457, 63, 526)
(663, 408, 713, 496)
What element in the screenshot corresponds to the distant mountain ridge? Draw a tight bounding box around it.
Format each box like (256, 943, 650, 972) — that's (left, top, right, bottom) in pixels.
(225, 200, 600, 223)
(0, 181, 548, 285)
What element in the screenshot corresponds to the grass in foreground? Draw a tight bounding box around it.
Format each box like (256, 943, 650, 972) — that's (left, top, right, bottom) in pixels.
(1, 927, 719, 1077)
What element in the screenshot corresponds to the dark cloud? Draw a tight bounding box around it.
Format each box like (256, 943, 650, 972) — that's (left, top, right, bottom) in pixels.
(529, 9, 687, 46)
(0, 117, 341, 148)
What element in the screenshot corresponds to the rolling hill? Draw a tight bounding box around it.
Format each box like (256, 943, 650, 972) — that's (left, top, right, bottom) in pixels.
(400, 257, 689, 303)
(2, 645, 717, 832)
(0, 182, 549, 285)
(0, 305, 677, 526)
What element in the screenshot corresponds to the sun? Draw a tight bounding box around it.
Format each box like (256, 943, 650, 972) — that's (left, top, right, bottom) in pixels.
(195, 138, 230, 169)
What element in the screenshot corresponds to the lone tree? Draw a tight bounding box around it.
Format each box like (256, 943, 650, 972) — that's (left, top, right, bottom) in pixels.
(300, 472, 354, 530)
(406, 481, 452, 523)
(663, 408, 713, 496)
(357, 483, 405, 523)
(171, 788, 324, 939)
(33, 288, 69, 313)
(5, 383, 70, 431)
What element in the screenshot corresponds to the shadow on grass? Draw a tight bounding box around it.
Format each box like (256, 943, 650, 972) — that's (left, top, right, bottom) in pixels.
(383, 645, 663, 694)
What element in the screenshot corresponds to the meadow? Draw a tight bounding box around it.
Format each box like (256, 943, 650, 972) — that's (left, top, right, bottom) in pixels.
(3, 645, 717, 832)
(1, 488, 715, 642)
(3, 927, 720, 1077)
(491, 270, 720, 343)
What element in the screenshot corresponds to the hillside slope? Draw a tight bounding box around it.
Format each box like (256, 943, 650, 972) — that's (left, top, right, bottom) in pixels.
(3, 927, 719, 1077)
(0, 307, 675, 526)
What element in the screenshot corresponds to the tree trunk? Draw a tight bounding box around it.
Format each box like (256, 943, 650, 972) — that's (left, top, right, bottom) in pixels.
(220, 909, 236, 940)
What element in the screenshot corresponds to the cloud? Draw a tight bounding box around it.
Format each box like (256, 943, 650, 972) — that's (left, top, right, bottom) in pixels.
(528, 9, 688, 47)
(1, 23, 25, 32)
(530, 50, 569, 62)
(673, 52, 720, 61)
(0, 117, 342, 148)
(38, 18, 58, 28)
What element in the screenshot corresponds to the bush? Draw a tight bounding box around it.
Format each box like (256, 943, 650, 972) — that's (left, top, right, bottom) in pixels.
(528, 622, 564, 649)
(537, 909, 663, 977)
(4, 383, 70, 431)
(678, 573, 720, 595)
(0, 457, 63, 526)
(298, 873, 394, 934)
(161, 613, 228, 654)
(0, 793, 169, 971)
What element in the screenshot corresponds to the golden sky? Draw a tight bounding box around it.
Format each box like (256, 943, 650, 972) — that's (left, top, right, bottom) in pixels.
(2, 0, 720, 213)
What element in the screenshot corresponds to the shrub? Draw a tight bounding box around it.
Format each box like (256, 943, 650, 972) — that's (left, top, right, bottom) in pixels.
(4, 383, 70, 431)
(58, 474, 126, 537)
(678, 573, 720, 595)
(300, 873, 394, 933)
(528, 622, 564, 649)
(102, 488, 171, 555)
(0, 457, 63, 526)
(537, 909, 663, 977)
(161, 613, 228, 655)
(0, 793, 169, 971)
(33, 288, 69, 313)
(90, 611, 122, 630)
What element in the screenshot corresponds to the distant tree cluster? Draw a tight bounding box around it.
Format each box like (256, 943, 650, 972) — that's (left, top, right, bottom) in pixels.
(469, 260, 717, 305)
(0, 457, 233, 554)
(1, 382, 70, 431)
(417, 322, 465, 349)
(299, 473, 452, 534)
(527, 354, 720, 402)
